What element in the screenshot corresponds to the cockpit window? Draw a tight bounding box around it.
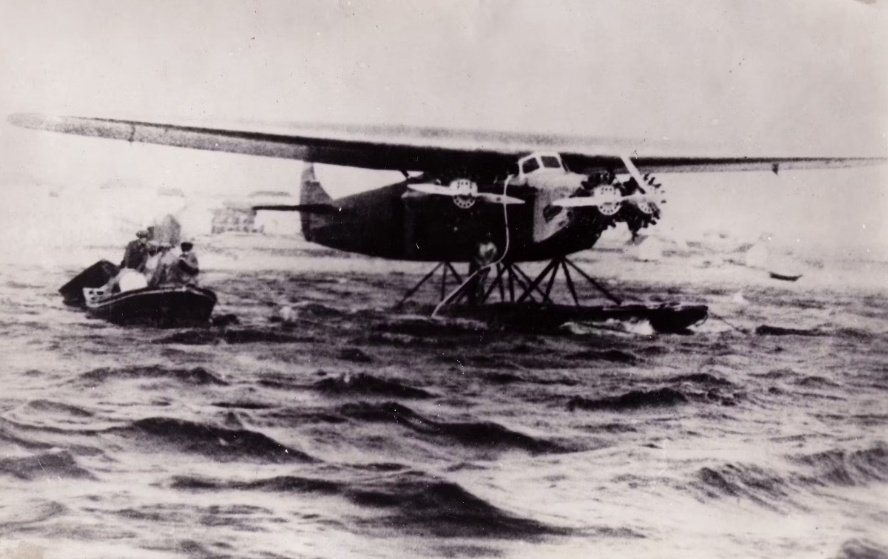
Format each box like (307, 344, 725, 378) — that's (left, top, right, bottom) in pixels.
(521, 157, 540, 174)
(541, 155, 562, 169)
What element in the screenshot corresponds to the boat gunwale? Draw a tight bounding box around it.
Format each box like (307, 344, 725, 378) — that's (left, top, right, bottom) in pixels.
(84, 284, 217, 310)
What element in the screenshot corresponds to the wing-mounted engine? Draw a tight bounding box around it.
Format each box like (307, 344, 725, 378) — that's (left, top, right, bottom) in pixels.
(408, 178, 524, 209)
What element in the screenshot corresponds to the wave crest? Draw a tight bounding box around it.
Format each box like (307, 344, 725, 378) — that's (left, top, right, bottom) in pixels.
(314, 373, 433, 399)
(0, 450, 96, 481)
(171, 470, 566, 539)
(79, 366, 228, 386)
(115, 417, 313, 463)
(568, 388, 688, 412)
(794, 444, 888, 486)
(340, 401, 564, 453)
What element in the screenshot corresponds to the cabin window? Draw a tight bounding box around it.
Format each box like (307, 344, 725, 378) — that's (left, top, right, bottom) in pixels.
(521, 157, 540, 174)
(541, 155, 562, 169)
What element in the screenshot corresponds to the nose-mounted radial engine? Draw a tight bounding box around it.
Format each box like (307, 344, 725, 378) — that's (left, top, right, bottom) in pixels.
(552, 154, 666, 235)
(619, 172, 664, 235)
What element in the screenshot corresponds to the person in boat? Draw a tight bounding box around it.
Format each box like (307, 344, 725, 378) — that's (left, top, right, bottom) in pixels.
(468, 231, 498, 304)
(143, 241, 161, 281)
(167, 241, 200, 286)
(149, 242, 177, 287)
(121, 230, 150, 272)
(97, 231, 150, 295)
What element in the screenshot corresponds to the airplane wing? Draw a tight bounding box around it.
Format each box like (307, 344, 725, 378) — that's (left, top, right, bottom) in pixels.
(8, 113, 885, 175)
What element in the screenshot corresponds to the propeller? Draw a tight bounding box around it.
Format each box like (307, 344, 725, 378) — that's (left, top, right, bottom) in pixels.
(408, 178, 524, 209)
(622, 154, 666, 215)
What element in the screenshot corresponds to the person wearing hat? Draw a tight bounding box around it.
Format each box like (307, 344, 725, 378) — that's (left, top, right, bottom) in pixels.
(121, 230, 150, 272)
(168, 241, 200, 286)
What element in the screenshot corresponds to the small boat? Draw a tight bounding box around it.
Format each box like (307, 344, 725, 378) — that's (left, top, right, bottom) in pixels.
(768, 271, 803, 282)
(61, 260, 217, 326)
(83, 284, 217, 326)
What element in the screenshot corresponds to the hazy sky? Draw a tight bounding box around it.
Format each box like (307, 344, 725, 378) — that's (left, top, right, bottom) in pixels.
(0, 0, 886, 250)
(3, 1, 886, 136)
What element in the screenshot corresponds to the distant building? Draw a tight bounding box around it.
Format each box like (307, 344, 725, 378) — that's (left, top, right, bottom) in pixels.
(250, 191, 300, 236)
(211, 205, 260, 234)
(210, 190, 299, 236)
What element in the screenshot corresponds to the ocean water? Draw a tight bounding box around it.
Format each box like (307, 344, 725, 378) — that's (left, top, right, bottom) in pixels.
(0, 235, 886, 559)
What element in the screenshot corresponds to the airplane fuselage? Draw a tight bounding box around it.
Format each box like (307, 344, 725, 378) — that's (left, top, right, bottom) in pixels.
(299, 159, 625, 263)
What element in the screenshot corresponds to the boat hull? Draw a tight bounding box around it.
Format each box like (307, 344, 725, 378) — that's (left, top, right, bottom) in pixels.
(84, 285, 217, 327)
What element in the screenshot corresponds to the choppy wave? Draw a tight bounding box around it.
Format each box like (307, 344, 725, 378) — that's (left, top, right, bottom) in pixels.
(171, 474, 342, 495)
(567, 349, 640, 363)
(667, 373, 734, 386)
(568, 388, 688, 412)
(0, 450, 95, 481)
(347, 471, 567, 538)
(693, 444, 888, 510)
(337, 347, 375, 363)
(25, 399, 94, 417)
(795, 375, 841, 389)
(313, 373, 434, 399)
(0, 501, 67, 533)
(112, 417, 314, 463)
(481, 371, 579, 387)
(211, 401, 274, 410)
(834, 538, 888, 559)
(78, 365, 228, 386)
(0, 420, 56, 450)
(2, 243, 887, 557)
(156, 327, 315, 345)
(693, 463, 794, 510)
(340, 401, 565, 453)
(172, 469, 567, 539)
(794, 445, 888, 487)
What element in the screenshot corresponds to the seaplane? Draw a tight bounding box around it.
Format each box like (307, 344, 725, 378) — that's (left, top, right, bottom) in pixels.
(8, 113, 884, 330)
